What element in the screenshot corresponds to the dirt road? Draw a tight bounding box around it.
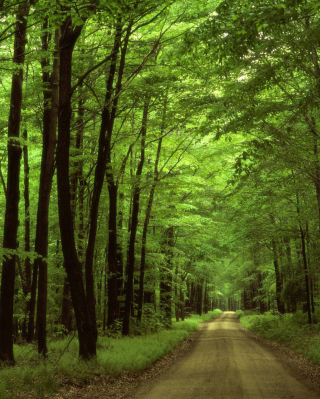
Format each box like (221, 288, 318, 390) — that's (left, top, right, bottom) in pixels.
(130, 311, 320, 399)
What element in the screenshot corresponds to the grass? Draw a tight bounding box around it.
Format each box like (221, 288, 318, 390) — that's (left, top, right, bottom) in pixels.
(0, 309, 222, 399)
(236, 309, 320, 365)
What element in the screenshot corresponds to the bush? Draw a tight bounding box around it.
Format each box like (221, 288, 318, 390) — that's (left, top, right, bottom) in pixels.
(238, 310, 320, 364)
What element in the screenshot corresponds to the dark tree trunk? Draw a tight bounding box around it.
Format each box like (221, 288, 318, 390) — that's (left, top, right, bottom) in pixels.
(190, 282, 196, 312)
(271, 240, 285, 314)
(27, 261, 38, 342)
(22, 129, 31, 293)
(180, 286, 185, 321)
(57, 16, 97, 359)
(85, 20, 125, 336)
(21, 129, 31, 340)
(160, 227, 174, 327)
(103, 259, 107, 332)
(196, 284, 203, 316)
(0, 2, 29, 364)
(306, 222, 315, 315)
(299, 225, 312, 324)
(257, 271, 265, 313)
(36, 24, 60, 357)
(61, 88, 85, 335)
(185, 280, 191, 315)
(123, 97, 149, 335)
(117, 192, 124, 317)
(175, 266, 180, 322)
(107, 181, 118, 328)
(284, 237, 293, 277)
(204, 282, 208, 314)
(137, 138, 162, 323)
(61, 276, 73, 333)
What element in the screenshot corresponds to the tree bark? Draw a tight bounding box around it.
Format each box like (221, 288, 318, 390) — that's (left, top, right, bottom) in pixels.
(0, 2, 29, 364)
(123, 96, 149, 335)
(85, 20, 124, 335)
(117, 192, 125, 316)
(57, 16, 97, 359)
(299, 224, 312, 324)
(35, 23, 60, 357)
(271, 240, 285, 314)
(107, 180, 118, 328)
(137, 137, 162, 323)
(160, 227, 174, 327)
(21, 129, 31, 340)
(61, 276, 73, 333)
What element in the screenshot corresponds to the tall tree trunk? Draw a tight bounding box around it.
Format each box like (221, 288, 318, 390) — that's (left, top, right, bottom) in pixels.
(175, 265, 180, 322)
(27, 261, 38, 342)
(271, 240, 285, 314)
(57, 16, 97, 359)
(61, 276, 72, 333)
(117, 192, 124, 317)
(21, 129, 31, 340)
(305, 225, 315, 315)
(36, 24, 60, 357)
(196, 284, 203, 316)
(107, 180, 118, 328)
(160, 226, 174, 327)
(85, 20, 125, 337)
(61, 84, 85, 335)
(180, 286, 185, 321)
(299, 224, 312, 324)
(204, 282, 208, 314)
(123, 96, 149, 335)
(137, 137, 162, 323)
(0, 2, 29, 364)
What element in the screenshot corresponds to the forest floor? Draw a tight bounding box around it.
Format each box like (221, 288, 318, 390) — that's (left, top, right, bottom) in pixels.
(48, 325, 204, 399)
(49, 312, 320, 399)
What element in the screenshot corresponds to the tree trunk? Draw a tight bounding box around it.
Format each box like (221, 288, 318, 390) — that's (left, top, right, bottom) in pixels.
(117, 192, 124, 317)
(107, 181, 118, 328)
(123, 97, 149, 335)
(180, 286, 185, 321)
(36, 24, 60, 357)
(204, 282, 208, 314)
(0, 2, 29, 364)
(136, 138, 162, 323)
(271, 240, 285, 314)
(57, 16, 97, 359)
(27, 261, 38, 342)
(61, 276, 73, 333)
(21, 129, 31, 340)
(175, 266, 180, 322)
(85, 20, 125, 337)
(196, 284, 203, 316)
(299, 224, 312, 324)
(160, 227, 174, 327)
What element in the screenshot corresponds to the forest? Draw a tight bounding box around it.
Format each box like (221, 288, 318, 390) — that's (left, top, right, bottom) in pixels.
(0, 0, 320, 390)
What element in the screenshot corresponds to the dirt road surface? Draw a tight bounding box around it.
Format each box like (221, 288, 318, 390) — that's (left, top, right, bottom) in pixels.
(130, 311, 320, 399)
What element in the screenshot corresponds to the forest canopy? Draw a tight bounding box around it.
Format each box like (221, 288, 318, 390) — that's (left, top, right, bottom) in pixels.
(0, 0, 320, 363)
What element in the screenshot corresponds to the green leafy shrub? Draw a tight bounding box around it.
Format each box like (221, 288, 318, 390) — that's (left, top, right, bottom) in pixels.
(238, 310, 320, 364)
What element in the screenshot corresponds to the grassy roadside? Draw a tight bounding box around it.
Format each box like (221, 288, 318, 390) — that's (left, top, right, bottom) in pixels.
(0, 309, 222, 399)
(236, 310, 320, 365)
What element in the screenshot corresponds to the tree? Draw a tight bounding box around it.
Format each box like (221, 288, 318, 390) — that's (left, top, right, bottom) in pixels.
(0, 1, 30, 364)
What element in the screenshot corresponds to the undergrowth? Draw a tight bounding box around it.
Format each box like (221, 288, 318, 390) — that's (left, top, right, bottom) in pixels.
(236, 310, 320, 365)
(0, 309, 221, 399)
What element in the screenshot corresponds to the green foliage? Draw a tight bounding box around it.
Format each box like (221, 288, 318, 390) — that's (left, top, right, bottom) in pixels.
(1, 0, 320, 385)
(172, 309, 222, 332)
(238, 310, 320, 365)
